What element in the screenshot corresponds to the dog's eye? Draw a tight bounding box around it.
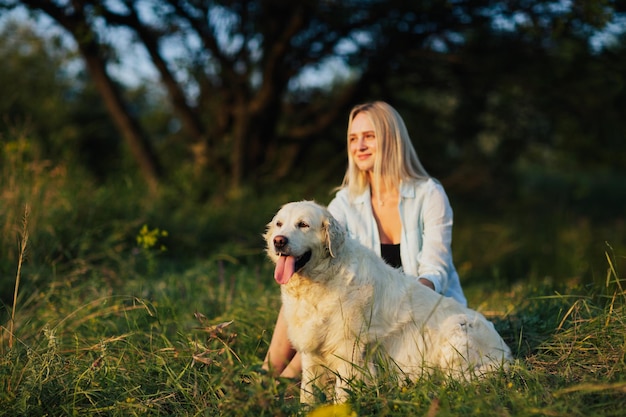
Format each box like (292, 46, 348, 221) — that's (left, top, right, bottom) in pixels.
(276, 221, 283, 228)
(297, 221, 309, 229)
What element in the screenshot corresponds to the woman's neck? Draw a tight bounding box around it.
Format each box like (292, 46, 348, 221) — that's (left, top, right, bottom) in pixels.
(367, 172, 397, 203)
(369, 181, 399, 207)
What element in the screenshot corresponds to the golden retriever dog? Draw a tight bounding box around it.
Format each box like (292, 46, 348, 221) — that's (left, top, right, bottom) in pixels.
(265, 201, 512, 403)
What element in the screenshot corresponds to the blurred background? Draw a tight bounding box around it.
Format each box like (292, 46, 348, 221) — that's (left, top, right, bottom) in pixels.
(1, 0, 625, 306)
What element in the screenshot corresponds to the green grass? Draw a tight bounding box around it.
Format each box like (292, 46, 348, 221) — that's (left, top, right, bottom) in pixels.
(2, 136, 626, 416)
(1, 218, 625, 416)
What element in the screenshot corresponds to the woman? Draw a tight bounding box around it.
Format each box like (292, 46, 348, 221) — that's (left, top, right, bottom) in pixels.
(262, 101, 466, 378)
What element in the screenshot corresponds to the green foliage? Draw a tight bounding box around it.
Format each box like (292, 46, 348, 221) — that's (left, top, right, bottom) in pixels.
(0, 19, 171, 181)
(4, 2, 626, 195)
(0, 20, 117, 172)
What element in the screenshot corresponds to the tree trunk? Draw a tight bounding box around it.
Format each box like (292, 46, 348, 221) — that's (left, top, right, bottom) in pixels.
(230, 102, 249, 193)
(80, 51, 162, 192)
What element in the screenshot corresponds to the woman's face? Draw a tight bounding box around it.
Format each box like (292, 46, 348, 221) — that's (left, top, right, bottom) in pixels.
(349, 112, 377, 172)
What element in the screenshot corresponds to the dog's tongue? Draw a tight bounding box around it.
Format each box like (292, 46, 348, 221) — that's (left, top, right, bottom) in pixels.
(274, 255, 296, 284)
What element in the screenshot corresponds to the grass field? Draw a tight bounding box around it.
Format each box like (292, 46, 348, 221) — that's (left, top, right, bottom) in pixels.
(1, 148, 626, 416)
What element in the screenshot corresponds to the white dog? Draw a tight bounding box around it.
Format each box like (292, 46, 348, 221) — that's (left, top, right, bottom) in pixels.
(265, 201, 512, 403)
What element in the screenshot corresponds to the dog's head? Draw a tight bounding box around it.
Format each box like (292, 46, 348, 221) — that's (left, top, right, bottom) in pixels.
(264, 201, 345, 284)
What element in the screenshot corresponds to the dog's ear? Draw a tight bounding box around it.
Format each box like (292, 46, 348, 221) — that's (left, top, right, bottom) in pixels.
(262, 218, 274, 243)
(323, 212, 345, 258)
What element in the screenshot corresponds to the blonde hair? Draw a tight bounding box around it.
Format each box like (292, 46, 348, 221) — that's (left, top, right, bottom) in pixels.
(339, 101, 430, 198)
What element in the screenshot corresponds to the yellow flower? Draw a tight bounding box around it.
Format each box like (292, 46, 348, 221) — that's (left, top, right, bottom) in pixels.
(307, 403, 356, 417)
(136, 224, 168, 251)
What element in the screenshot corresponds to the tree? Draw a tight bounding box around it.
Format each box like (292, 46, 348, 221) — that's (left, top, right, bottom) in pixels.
(5, 0, 625, 198)
(7, 0, 496, 193)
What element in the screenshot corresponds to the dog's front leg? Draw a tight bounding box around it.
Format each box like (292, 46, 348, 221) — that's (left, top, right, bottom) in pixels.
(332, 343, 366, 403)
(300, 353, 317, 405)
(333, 366, 351, 403)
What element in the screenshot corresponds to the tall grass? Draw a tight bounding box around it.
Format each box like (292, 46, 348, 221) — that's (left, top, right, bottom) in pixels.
(1, 240, 624, 415)
(7, 204, 29, 350)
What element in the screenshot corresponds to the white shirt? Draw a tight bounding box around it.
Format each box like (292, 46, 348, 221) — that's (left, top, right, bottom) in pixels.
(327, 178, 467, 306)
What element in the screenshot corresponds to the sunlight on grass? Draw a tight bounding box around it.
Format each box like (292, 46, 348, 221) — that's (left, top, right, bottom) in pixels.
(1, 245, 624, 415)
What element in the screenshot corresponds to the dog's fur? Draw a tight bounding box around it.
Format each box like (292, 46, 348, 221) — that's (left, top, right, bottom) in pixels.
(265, 201, 512, 403)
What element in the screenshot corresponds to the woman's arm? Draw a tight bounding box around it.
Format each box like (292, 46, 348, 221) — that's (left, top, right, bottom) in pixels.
(416, 182, 455, 295)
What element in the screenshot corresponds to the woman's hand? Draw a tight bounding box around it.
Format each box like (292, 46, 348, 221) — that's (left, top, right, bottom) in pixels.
(418, 277, 435, 291)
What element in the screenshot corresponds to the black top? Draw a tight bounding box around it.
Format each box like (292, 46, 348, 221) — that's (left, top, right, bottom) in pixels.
(380, 243, 402, 269)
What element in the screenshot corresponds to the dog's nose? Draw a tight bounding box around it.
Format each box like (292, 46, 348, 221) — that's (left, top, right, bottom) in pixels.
(273, 235, 288, 249)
